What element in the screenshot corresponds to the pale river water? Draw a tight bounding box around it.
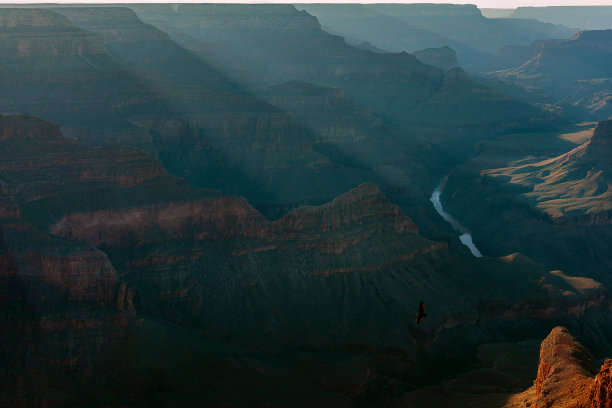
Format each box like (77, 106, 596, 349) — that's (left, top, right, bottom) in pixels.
(430, 177, 483, 257)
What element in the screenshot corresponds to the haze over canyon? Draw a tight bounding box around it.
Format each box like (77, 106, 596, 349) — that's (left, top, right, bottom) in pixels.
(0, 3, 611, 407)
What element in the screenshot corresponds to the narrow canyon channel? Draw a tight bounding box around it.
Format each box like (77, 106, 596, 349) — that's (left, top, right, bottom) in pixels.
(430, 176, 483, 257)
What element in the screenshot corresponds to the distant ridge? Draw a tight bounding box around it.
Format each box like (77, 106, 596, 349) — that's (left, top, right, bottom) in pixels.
(509, 6, 612, 30)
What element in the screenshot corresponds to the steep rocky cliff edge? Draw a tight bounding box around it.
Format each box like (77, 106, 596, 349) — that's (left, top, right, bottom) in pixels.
(507, 326, 611, 408)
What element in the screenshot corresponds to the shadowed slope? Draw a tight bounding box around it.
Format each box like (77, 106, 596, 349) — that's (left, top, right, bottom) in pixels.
(131, 4, 548, 132)
(0, 116, 136, 407)
(0, 8, 167, 148)
(2, 7, 369, 211)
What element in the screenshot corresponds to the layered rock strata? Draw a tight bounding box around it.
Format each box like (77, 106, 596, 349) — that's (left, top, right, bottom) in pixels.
(507, 326, 612, 408)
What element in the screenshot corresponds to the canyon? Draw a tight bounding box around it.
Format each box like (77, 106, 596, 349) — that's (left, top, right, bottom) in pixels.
(1, 111, 610, 405)
(443, 120, 612, 284)
(487, 30, 612, 120)
(0, 3, 610, 407)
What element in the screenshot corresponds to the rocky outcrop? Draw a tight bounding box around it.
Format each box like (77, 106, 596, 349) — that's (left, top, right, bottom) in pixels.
(584, 359, 612, 408)
(507, 327, 612, 408)
(52, 197, 271, 247)
(0, 115, 200, 221)
(0, 115, 431, 353)
(533, 327, 595, 408)
(277, 182, 417, 236)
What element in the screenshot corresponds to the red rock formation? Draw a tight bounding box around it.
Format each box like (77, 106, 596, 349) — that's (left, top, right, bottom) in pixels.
(508, 327, 612, 408)
(533, 326, 595, 408)
(52, 197, 271, 247)
(584, 359, 612, 408)
(277, 183, 416, 234)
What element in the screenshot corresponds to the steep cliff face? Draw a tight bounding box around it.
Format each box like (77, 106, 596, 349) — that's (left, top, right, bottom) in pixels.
(48, 177, 611, 358)
(524, 30, 612, 80)
(276, 183, 417, 236)
(533, 327, 595, 408)
(55, 7, 239, 94)
(0, 115, 214, 229)
(589, 119, 612, 155)
(506, 327, 612, 408)
(0, 227, 135, 406)
(584, 359, 612, 408)
(0, 118, 136, 405)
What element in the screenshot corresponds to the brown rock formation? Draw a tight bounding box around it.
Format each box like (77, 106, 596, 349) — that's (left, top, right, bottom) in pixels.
(276, 182, 417, 235)
(584, 359, 612, 408)
(533, 327, 595, 408)
(507, 327, 612, 408)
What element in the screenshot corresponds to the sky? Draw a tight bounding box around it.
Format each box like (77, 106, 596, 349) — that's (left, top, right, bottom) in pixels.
(3, 0, 612, 7)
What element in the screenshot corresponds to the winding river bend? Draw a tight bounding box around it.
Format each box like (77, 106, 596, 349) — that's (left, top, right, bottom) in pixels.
(430, 176, 483, 258)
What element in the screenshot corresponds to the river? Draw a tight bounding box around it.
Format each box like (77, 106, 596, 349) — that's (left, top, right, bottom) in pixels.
(430, 176, 483, 257)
